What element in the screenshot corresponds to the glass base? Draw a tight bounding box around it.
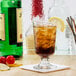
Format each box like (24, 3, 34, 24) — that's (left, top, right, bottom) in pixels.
(33, 57, 57, 70)
(34, 64, 57, 70)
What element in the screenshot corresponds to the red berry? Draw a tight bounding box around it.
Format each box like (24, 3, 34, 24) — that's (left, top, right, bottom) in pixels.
(0, 56, 6, 64)
(6, 56, 15, 64)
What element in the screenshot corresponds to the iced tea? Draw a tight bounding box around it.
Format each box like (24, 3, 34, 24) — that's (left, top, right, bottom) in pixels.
(34, 26, 56, 58)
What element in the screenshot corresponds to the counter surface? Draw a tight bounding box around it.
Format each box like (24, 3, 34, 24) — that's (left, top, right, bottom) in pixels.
(0, 55, 76, 76)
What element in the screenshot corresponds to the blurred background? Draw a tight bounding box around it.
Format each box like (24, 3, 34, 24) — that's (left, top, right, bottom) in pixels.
(22, 0, 76, 55)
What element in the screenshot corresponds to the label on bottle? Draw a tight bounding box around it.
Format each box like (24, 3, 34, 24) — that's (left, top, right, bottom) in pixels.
(16, 8, 22, 43)
(0, 14, 5, 41)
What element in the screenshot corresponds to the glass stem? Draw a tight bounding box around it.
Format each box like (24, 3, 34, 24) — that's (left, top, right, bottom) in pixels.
(38, 57, 51, 69)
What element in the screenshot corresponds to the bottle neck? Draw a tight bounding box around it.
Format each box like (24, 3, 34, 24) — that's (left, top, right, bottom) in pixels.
(54, 0, 65, 6)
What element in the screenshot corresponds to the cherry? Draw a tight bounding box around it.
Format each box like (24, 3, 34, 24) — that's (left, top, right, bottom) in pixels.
(0, 56, 6, 64)
(6, 56, 15, 64)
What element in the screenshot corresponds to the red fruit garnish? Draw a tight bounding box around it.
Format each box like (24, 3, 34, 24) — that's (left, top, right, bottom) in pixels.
(0, 56, 6, 64)
(32, 0, 43, 18)
(6, 56, 15, 64)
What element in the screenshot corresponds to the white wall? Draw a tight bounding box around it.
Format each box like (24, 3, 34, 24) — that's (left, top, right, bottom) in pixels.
(66, 0, 76, 16)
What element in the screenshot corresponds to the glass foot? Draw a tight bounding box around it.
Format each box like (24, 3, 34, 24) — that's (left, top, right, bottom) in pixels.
(33, 57, 57, 70)
(34, 64, 57, 70)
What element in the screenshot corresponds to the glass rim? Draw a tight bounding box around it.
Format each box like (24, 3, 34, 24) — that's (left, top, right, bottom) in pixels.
(33, 20, 56, 26)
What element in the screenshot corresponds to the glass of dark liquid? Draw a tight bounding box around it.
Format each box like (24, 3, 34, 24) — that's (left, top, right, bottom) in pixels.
(33, 21, 57, 69)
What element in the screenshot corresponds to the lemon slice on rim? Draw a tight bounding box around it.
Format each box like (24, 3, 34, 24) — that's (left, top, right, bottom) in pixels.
(49, 17, 66, 32)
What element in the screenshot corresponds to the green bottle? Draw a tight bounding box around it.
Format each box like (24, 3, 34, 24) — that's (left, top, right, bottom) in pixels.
(0, 0, 23, 58)
(0, 1, 1, 14)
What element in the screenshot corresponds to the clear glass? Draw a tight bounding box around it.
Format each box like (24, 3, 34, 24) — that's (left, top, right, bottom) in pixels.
(71, 34, 76, 55)
(70, 15, 76, 55)
(48, 0, 71, 55)
(33, 21, 57, 69)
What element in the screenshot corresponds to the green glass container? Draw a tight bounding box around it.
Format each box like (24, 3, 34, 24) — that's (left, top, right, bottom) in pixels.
(0, 1, 1, 14)
(0, 0, 23, 58)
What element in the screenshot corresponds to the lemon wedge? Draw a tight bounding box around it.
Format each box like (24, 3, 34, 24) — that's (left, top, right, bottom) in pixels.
(49, 17, 66, 32)
(0, 63, 10, 71)
(7, 63, 23, 67)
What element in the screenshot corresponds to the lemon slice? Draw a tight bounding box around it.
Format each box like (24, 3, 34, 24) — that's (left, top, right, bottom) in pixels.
(0, 63, 10, 71)
(7, 63, 23, 67)
(49, 17, 65, 32)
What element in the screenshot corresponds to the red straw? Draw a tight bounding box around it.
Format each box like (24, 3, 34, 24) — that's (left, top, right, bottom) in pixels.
(32, 0, 44, 18)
